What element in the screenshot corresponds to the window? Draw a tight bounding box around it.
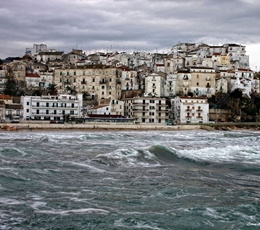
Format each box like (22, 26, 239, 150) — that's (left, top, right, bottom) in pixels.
(197, 82, 199, 86)
(27, 102, 29, 105)
(197, 74, 199, 78)
(26, 109, 29, 112)
(92, 78, 95, 82)
(101, 85, 105, 89)
(74, 72, 76, 76)
(60, 72, 62, 76)
(67, 72, 69, 76)
(60, 78, 62, 82)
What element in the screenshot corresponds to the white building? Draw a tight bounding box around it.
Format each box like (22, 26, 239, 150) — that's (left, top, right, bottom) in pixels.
(123, 97, 168, 123)
(173, 96, 209, 124)
(145, 73, 166, 97)
(230, 68, 254, 97)
(164, 73, 177, 97)
(87, 99, 124, 117)
(21, 94, 83, 121)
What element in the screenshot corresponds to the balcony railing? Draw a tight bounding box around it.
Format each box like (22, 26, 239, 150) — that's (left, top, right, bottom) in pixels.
(185, 109, 192, 111)
(81, 81, 87, 84)
(196, 109, 203, 112)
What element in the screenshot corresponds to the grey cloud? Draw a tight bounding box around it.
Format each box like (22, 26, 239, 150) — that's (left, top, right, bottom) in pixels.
(0, 0, 259, 60)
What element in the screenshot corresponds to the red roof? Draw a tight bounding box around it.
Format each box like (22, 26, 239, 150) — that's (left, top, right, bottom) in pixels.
(26, 73, 40, 78)
(0, 94, 11, 100)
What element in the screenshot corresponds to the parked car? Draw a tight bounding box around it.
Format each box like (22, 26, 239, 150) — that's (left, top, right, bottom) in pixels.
(57, 120, 65, 124)
(50, 120, 56, 124)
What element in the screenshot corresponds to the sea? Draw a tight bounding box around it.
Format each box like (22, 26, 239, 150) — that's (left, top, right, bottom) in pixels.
(0, 130, 259, 230)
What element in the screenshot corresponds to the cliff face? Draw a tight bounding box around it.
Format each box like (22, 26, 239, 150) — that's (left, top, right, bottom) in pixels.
(210, 90, 260, 122)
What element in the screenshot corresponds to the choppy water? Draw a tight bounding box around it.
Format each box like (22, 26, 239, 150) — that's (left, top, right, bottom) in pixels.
(0, 130, 259, 230)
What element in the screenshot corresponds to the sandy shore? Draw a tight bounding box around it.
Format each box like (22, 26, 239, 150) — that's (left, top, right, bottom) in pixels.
(0, 122, 201, 131)
(1, 121, 260, 132)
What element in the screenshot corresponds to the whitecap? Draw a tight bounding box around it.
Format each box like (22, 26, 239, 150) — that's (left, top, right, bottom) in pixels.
(35, 208, 109, 215)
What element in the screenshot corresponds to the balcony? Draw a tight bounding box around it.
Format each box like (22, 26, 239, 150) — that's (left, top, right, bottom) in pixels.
(81, 81, 87, 84)
(197, 116, 203, 118)
(64, 82, 71, 85)
(99, 80, 108, 84)
(206, 84, 211, 88)
(185, 116, 191, 118)
(196, 109, 203, 112)
(133, 103, 149, 105)
(185, 109, 192, 111)
(116, 79, 121, 84)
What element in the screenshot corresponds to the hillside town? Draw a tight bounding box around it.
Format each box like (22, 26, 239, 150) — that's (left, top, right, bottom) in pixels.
(0, 42, 260, 125)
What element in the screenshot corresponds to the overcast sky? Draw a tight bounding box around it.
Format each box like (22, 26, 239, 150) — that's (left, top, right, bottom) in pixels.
(0, 0, 259, 70)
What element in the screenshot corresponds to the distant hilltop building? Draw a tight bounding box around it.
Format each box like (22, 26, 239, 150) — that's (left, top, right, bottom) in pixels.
(26, 44, 48, 56)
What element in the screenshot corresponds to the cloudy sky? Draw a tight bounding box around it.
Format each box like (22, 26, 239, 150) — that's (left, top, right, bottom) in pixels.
(0, 0, 259, 70)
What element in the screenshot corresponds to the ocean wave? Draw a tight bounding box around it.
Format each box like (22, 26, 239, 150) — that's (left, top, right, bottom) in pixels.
(34, 208, 109, 215)
(177, 145, 260, 165)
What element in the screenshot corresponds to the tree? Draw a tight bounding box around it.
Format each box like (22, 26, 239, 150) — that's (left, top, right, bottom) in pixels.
(32, 89, 42, 96)
(47, 83, 58, 95)
(3, 68, 18, 96)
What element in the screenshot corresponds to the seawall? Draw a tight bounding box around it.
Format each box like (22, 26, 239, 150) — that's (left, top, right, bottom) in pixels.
(2, 122, 260, 131)
(0, 122, 201, 131)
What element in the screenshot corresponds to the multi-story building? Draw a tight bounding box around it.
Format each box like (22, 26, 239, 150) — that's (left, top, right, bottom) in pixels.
(117, 67, 138, 91)
(145, 72, 166, 97)
(123, 97, 168, 123)
(21, 94, 83, 121)
(87, 99, 124, 117)
(190, 67, 216, 97)
(54, 65, 121, 103)
(173, 96, 209, 124)
(176, 69, 192, 96)
(164, 73, 177, 97)
(0, 69, 6, 93)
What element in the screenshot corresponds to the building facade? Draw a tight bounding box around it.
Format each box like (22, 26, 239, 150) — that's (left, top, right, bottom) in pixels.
(173, 96, 209, 124)
(21, 94, 83, 121)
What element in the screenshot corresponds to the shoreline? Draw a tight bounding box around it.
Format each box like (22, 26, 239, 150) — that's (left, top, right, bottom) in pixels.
(1, 122, 260, 131)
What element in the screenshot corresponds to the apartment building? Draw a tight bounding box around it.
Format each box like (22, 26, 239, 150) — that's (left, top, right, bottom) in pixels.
(21, 94, 83, 121)
(173, 96, 209, 124)
(54, 65, 121, 103)
(123, 97, 168, 123)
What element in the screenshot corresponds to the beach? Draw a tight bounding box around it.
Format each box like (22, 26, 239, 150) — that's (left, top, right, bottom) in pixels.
(1, 121, 260, 131)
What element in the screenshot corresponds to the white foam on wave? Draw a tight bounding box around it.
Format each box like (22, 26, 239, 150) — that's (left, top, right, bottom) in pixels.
(0, 198, 25, 205)
(30, 201, 47, 210)
(176, 145, 260, 164)
(68, 161, 107, 173)
(35, 208, 109, 215)
(97, 148, 160, 167)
